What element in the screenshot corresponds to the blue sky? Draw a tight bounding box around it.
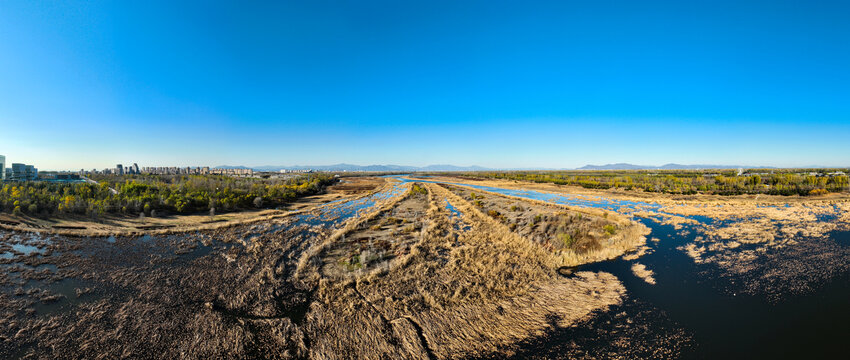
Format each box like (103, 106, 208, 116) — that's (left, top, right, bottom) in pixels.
(1, 0, 849, 170)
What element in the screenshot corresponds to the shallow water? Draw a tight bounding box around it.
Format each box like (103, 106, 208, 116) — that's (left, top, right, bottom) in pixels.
(3, 177, 847, 358)
(401, 175, 850, 358)
(567, 221, 850, 359)
(0, 182, 407, 323)
(444, 198, 471, 231)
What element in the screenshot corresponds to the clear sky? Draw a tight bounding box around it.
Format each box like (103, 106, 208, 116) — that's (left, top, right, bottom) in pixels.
(1, 0, 849, 170)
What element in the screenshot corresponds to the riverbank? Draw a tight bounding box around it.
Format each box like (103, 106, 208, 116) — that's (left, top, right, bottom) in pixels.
(0, 177, 388, 236)
(3, 175, 845, 358)
(422, 174, 850, 302)
(422, 175, 850, 206)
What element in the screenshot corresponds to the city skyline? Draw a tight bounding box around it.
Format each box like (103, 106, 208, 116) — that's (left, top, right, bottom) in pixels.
(3, 1, 850, 170)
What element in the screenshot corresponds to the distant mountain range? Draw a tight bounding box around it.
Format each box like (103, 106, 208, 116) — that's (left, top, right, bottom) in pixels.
(213, 163, 829, 172)
(214, 164, 492, 172)
(576, 163, 777, 170)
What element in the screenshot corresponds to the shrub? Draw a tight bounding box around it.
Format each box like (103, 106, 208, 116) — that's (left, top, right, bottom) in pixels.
(558, 233, 574, 248)
(411, 184, 428, 195)
(603, 224, 617, 235)
(809, 188, 829, 196)
(348, 254, 362, 269)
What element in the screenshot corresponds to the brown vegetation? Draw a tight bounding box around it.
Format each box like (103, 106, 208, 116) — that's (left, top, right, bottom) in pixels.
(0, 177, 660, 359)
(297, 182, 627, 358)
(437, 183, 650, 267)
(0, 177, 386, 237)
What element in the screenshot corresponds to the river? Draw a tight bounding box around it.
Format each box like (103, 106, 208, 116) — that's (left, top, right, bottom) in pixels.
(396, 175, 850, 359)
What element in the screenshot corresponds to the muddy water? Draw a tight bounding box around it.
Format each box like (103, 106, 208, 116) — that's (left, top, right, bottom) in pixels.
(401, 176, 850, 359)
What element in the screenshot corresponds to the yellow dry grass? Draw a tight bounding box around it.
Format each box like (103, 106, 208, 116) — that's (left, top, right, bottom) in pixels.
(438, 183, 650, 267)
(299, 182, 626, 359)
(631, 263, 656, 285)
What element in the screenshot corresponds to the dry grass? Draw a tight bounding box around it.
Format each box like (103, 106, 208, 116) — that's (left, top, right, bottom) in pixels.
(423, 175, 850, 206)
(438, 183, 650, 267)
(294, 181, 415, 286)
(631, 263, 656, 285)
(1, 177, 640, 359)
(424, 175, 850, 293)
(300, 182, 626, 358)
(0, 177, 386, 237)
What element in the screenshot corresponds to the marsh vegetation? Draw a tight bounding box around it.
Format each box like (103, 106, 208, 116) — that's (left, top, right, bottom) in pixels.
(457, 169, 849, 196)
(1, 173, 848, 359)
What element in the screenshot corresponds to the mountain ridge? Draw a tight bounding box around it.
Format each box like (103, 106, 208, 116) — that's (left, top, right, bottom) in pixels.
(214, 164, 492, 172)
(213, 163, 830, 172)
(577, 163, 778, 170)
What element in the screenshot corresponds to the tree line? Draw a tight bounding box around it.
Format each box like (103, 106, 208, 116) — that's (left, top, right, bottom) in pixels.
(455, 170, 849, 196)
(0, 173, 337, 217)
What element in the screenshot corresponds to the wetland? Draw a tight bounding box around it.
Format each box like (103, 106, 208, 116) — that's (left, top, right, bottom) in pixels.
(1, 174, 848, 359)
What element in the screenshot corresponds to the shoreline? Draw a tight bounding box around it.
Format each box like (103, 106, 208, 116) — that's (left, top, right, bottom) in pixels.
(418, 175, 850, 206)
(0, 177, 391, 237)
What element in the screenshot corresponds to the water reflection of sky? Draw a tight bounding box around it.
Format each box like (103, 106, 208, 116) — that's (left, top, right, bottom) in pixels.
(398, 175, 726, 226)
(293, 181, 406, 229)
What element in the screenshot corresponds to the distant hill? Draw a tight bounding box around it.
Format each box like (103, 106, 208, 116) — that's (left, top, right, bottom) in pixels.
(578, 163, 777, 170)
(215, 164, 492, 172)
(216, 163, 798, 172)
(577, 163, 650, 170)
(419, 164, 491, 172)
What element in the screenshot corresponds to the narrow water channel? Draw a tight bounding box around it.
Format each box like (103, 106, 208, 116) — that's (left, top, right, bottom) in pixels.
(399, 175, 850, 359)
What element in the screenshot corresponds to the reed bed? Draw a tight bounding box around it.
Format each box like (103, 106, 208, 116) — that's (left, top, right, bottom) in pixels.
(300, 183, 626, 358)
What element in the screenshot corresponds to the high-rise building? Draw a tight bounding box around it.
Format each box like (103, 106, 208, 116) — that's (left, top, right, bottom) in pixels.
(116, 164, 124, 175)
(11, 163, 26, 181)
(25, 165, 36, 180)
(133, 163, 139, 174)
(0, 155, 5, 180)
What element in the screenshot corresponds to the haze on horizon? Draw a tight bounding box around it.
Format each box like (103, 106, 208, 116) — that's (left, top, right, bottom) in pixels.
(2, 0, 849, 171)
